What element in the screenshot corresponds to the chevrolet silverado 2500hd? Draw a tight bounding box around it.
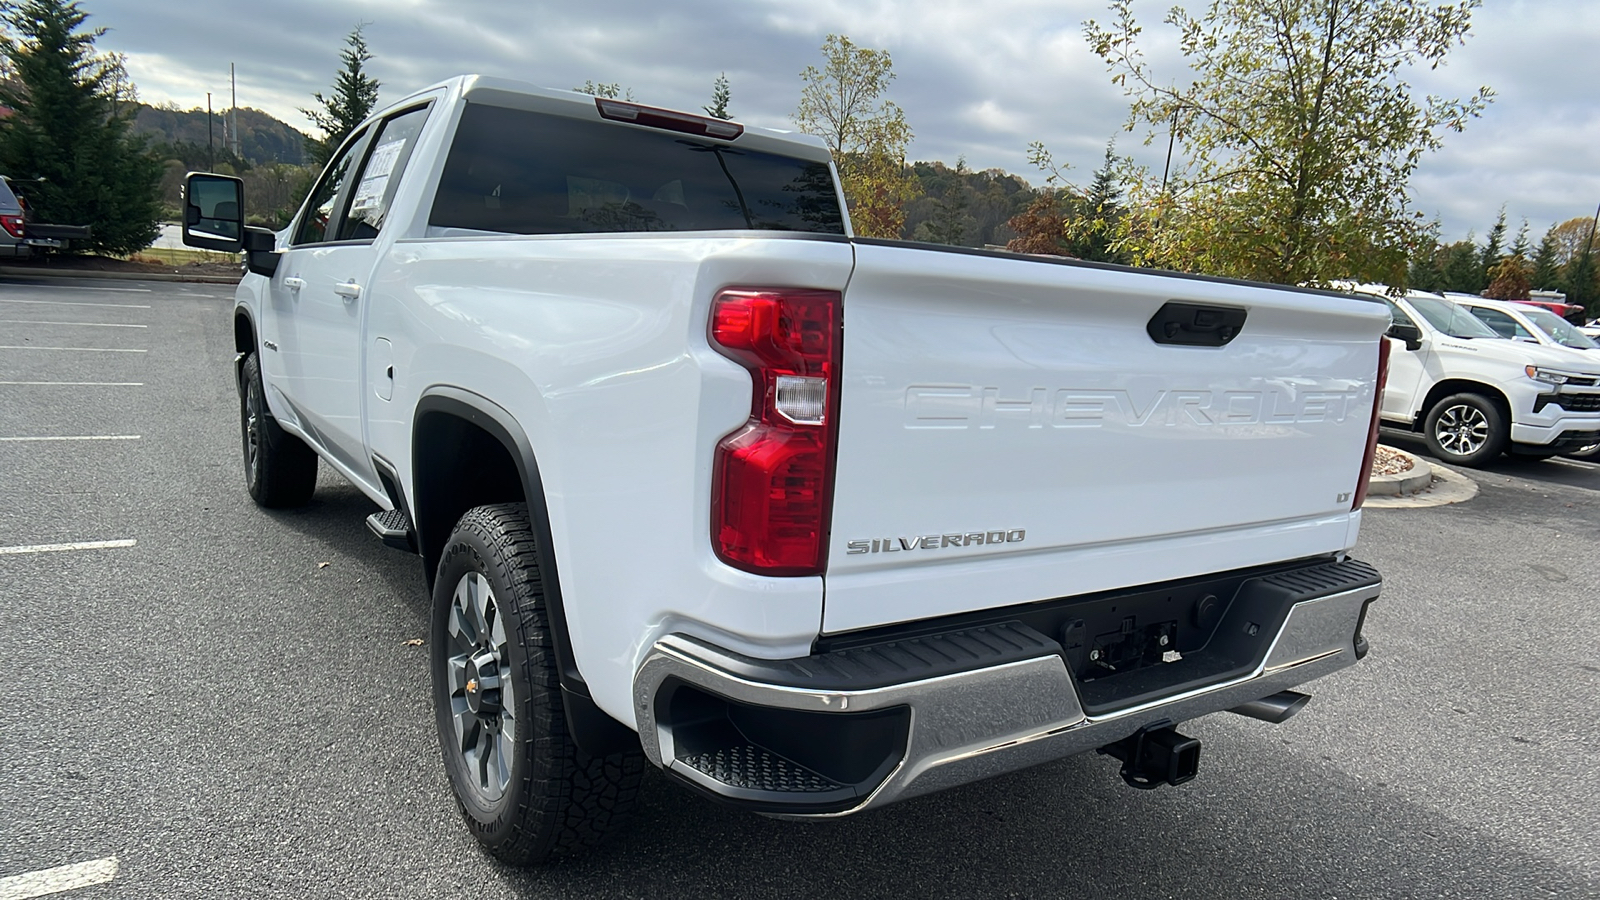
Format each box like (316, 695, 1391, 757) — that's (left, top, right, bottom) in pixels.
(183, 76, 1389, 864)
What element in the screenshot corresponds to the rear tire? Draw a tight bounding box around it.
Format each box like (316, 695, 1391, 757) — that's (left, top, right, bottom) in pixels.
(430, 503, 644, 865)
(240, 351, 317, 507)
(1423, 392, 1507, 467)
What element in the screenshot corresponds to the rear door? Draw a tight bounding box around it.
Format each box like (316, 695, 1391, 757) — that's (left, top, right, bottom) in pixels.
(823, 243, 1390, 633)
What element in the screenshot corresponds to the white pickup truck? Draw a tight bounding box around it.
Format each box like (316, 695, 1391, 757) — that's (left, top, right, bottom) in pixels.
(1362, 288, 1600, 465)
(183, 75, 1389, 864)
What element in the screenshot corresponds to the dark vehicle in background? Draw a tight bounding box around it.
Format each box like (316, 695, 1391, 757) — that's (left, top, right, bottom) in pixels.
(0, 175, 28, 259)
(0, 175, 91, 257)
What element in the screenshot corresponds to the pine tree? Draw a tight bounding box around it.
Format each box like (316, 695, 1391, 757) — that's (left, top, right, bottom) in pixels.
(1478, 208, 1506, 290)
(1564, 239, 1599, 314)
(1408, 240, 1445, 292)
(573, 81, 630, 100)
(915, 160, 972, 246)
(1441, 239, 1480, 293)
(1531, 226, 1561, 289)
(704, 73, 732, 119)
(1067, 143, 1127, 263)
(0, 0, 162, 256)
(1510, 218, 1530, 259)
(301, 25, 380, 167)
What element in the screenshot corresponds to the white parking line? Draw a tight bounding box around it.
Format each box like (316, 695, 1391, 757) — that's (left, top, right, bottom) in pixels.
(0, 856, 118, 899)
(0, 539, 136, 556)
(0, 283, 151, 292)
(0, 346, 146, 353)
(0, 381, 144, 386)
(1552, 458, 1598, 471)
(0, 320, 148, 328)
(0, 435, 141, 442)
(0, 298, 151, 309)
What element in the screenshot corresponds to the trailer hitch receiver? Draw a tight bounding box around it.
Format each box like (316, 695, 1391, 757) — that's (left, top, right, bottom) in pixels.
(1098, 720, 1200, 789)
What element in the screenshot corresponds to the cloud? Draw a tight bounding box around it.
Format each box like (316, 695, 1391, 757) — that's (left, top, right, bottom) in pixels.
(88, 0, 1600, 241)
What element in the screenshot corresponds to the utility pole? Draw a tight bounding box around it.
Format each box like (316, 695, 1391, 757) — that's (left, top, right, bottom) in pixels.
(231, 63, 240, 157)
(1159, 106, 1179, 197)
(206, 92, 214, 171)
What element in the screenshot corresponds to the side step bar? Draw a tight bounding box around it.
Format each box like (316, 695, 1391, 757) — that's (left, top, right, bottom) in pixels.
(365, 508, 417, 554)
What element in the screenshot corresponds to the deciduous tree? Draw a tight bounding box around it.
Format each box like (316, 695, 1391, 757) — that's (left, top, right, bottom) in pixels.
(1546, 216, 1597, 266)
(793, 34, 917, 238)
(1084, 0, 1491, 286)
(0, 0, 161, 255)
(1483, 254, 1530, 301)
(302, 25, 379, 168)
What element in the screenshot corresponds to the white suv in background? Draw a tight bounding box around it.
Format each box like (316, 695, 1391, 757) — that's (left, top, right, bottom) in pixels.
(1367, 288, 1600, 466)
(1455, 296, 1600, 358)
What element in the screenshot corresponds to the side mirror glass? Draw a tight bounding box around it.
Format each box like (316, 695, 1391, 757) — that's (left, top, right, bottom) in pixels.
(182, 172, 244, 252)
(1386, 321, 1423, 351)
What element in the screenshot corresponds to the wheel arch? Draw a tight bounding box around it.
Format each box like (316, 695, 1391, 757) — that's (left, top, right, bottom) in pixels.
(1414, 379, 1511, 433)
(233, 306, 256, 392)
(412, 388, 636, 754)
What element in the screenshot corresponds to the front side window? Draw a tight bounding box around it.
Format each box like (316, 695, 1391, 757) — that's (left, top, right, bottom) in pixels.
(292, 128, 368, 246)
(429, 104, 845, 237)
(339, 105, 431, 241)
(1406, 295, 1500, 339)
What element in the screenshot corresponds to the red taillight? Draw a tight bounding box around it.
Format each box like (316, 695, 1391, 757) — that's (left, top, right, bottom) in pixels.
(595, 98, 744, 140)
(0, 215, 22, 238)
(1352, 337, 1391, 511)
(709, 288, 841, 576)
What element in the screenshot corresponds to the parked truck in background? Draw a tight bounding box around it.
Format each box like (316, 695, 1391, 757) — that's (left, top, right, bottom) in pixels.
(184, 75, 1390, 864)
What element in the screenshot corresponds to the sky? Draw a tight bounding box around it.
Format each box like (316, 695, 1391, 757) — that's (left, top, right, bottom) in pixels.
(80, 0, 1600, 242)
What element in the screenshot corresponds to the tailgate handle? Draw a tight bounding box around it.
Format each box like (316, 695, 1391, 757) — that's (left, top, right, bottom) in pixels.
(1146, 302, 1247, 347)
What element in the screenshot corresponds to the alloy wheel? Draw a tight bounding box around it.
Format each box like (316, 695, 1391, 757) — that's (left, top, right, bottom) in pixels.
(444, 571, 517, 802)
(1434, 403, 1489, 456)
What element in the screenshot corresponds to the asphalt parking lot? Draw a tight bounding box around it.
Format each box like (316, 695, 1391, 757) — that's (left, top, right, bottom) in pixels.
(1, 276, 1597, 899)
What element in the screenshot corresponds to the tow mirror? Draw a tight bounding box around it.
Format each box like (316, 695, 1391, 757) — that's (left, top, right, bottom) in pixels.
(1386, 322, 1422, 351)
(182, 173, 244, 252)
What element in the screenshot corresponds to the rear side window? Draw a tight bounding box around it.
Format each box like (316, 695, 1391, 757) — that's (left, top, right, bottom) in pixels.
(1467, 307, 1530, 340)
(429, 104, 844, 236)
(339, 104, 431, 241)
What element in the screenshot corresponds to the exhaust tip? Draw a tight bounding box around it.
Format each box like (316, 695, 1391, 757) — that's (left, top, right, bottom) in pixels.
(1228, 690, 1311, 724)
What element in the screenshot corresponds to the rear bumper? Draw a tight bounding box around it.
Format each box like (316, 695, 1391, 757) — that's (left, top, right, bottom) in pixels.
(634, 558, 1381, 817)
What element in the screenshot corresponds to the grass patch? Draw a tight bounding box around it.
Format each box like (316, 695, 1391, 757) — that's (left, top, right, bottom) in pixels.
(125, 246, 240, 266)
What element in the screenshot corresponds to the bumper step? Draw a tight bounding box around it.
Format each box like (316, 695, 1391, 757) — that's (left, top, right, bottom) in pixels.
(636, 556, 1383, 817)
(680, 744, 850, 796)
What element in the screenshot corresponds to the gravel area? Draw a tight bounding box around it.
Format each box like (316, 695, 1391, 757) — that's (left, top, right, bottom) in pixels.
(1371, 444, 1415, 477)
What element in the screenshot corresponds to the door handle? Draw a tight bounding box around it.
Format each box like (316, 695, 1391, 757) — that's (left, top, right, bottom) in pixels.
(334, 281, 362, 301)
(283, 276, 305, 291)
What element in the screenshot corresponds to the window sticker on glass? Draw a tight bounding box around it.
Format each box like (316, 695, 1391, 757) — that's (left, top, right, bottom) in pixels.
(350, 139, 406, 216)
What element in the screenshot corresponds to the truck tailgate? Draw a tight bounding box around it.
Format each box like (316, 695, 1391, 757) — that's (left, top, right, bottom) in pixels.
(823, 242, 1390, 633)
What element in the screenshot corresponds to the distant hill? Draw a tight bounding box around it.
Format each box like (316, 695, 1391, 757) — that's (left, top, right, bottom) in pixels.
(131, 103, 310, 167)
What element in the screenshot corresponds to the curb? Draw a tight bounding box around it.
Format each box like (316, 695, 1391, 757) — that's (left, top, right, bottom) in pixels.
(1366, 446, 1433, 496)
(0, 264, 241, 285)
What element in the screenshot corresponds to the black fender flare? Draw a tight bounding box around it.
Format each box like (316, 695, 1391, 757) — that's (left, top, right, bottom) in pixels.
(233, 304, 258, 396)
(413, 388, 636, 755)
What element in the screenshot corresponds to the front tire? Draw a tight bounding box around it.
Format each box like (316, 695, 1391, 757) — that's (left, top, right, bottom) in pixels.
(239, 351, 317, 507)
(430, 503, 644, 865)
(1423, 392, 1507, 467)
